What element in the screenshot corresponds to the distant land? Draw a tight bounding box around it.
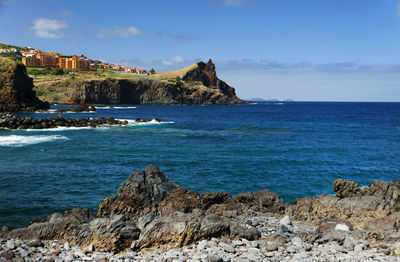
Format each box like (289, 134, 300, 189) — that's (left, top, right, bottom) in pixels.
(249, 98, 294, 102)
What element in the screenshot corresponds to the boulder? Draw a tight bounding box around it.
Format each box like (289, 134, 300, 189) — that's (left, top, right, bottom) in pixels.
(316, 217, 353, 233)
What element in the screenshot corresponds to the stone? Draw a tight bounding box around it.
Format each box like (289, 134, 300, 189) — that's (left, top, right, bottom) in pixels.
(197, 240, 208, 250)
(6, 239, 15, 249)
(64, 242, 70, 250)
(335, 224, 349, 231)
(20, 249, 29, 257)
(276, 224, 291, 235)
(354, 244, 363, 252)
(279, 215, 291, 226)
(28, 239, 44, 247)
(293, 252, 308, 260)
(223, 244, 235, 253)
(291, 237, 303, 246)
(207, 255, 223, 262)
(343, 236, 356, 250)
(231, 240, 243, 247)
(264, 244, 278, 252)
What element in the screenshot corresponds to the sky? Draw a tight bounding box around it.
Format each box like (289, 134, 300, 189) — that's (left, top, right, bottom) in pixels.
(0, 0, 400, 101)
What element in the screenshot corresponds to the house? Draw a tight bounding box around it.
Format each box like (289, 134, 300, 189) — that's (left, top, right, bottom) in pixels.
(21, 51, 36, 57)
(22, 56, 41, 67)
(36, 53, 59, 67)
(59, 56, 90, 71)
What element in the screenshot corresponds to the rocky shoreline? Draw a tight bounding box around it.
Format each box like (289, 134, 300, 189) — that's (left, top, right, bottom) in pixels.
(1, 165, 400, 261)
(0, 112, 163, 130)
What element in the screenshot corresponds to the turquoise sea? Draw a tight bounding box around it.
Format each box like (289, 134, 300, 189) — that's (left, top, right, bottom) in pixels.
(1, 102, 400, 226)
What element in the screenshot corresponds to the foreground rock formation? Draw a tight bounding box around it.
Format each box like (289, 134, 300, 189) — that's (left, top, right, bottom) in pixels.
(34, 60, 247, 105)
(286, 178, 400, 234)
(2, 166, 400, 260)
(0, 57, 49, 112)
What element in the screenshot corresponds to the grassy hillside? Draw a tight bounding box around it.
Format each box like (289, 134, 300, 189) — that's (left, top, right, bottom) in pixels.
(32, 68, 217, 104)
(154, 63, 199, 80)
(0, 42, 30, 51)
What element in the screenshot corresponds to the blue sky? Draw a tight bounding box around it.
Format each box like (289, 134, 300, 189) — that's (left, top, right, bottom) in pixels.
(0, 0, 400, 101)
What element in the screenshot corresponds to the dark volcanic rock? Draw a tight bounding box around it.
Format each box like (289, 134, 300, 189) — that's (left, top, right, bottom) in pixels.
(0, 57, 49, 112)
(5, 165, 283, 252)
(55, 104, 96, 113)
(0, 112, 130, 130)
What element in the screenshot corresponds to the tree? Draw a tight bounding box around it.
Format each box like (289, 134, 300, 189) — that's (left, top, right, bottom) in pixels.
(149, 68, 155, 74)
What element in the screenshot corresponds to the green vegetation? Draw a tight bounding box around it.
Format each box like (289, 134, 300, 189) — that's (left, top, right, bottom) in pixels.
(149, 68, 156, 75)
(175, 76, 183, 88)
(27, 67, 64, 76)
(0, 42, 30, 52)
(0, 57, 16, 81)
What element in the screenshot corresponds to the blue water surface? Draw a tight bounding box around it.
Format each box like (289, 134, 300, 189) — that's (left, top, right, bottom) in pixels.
(1, 102, 400, 226)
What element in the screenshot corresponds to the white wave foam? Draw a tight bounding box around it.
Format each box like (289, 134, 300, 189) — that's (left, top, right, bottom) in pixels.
(35, 109, 92, 114)
(96, 106, 136, 109)
(113, 106, 137, 109)
(118, 119, 174, 126)
(0, 135, 69, 147)
(25, 126, 96, 132)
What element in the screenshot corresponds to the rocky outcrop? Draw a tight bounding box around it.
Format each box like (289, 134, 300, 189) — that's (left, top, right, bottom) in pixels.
(181, 59, 239, 99)
(0, 57, 49, 112)
(35, 60, 247, 105)
(0, 112, 130, 129)
(4, 165, 283, 252)
(286, 178, 400, 234)
(4, 168, 400, 255)
(54, 104, 96, 113)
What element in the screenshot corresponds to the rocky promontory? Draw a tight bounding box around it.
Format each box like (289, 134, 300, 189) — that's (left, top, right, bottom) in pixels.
(2, 166, 400, 261)
(34, 60, 247, 105)
(0, 57, 49, 112)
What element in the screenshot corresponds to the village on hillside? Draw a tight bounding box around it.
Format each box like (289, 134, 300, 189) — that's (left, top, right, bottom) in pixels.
(0, 44, 147, 74)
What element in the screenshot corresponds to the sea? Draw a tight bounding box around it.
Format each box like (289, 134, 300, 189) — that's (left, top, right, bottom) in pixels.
(1, 102, 399, 227)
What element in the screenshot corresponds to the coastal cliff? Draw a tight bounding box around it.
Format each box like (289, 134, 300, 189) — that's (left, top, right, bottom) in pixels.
(34, 59, 247, 105)
(0, 57, 49, 112)
(2, 165, 400, 260)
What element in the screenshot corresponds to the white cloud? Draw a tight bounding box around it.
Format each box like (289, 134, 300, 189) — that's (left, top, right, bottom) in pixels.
(162, 56, 185, 66)
(0, 0, 10, 4)
(96, 26, 142, 40)
(223, 0, 250, 6)
(31, 18, 68, 39)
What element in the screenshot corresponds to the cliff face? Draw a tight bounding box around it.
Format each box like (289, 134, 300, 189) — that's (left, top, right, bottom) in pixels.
(0, 57, 49, 112)
(35, 60, 247, 105)
(181, 59, 238, 99)
(83, 77, 243, 105)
